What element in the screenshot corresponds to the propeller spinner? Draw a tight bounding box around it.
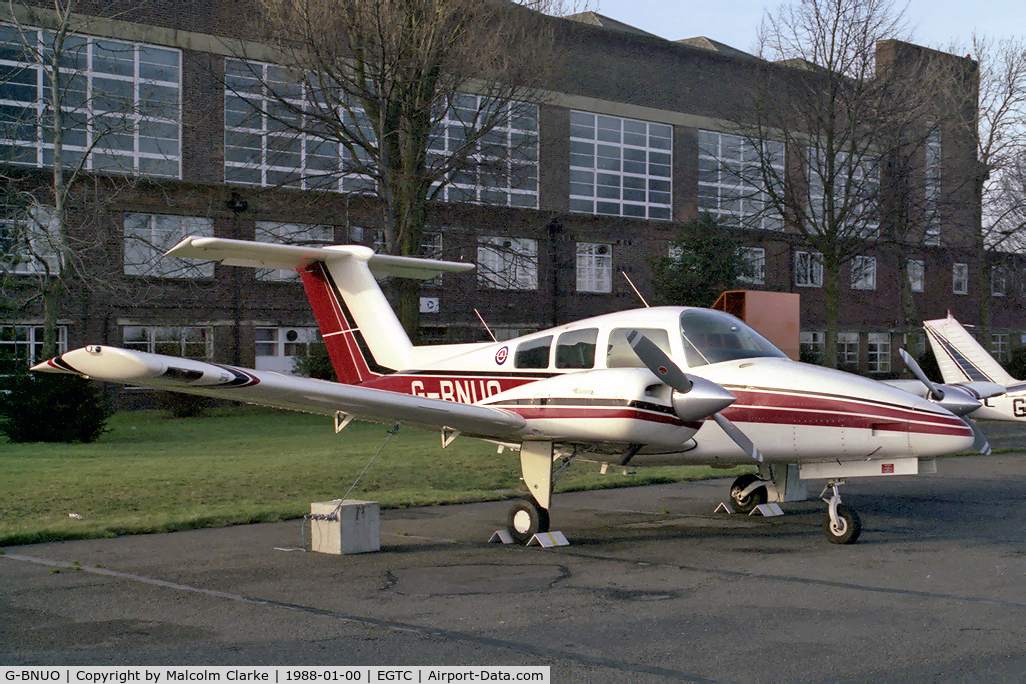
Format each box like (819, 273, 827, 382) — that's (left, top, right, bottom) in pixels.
(626, 330, 763, 461)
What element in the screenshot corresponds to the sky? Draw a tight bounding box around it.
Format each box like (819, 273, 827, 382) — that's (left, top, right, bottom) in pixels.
(591, 0, 1026, 54)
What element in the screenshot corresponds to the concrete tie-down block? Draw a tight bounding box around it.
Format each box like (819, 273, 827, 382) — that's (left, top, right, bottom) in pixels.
(309, 499, 380, 554)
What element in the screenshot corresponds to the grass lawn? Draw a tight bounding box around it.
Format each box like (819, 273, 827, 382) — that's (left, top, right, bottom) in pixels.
(0, 406, 751, 546)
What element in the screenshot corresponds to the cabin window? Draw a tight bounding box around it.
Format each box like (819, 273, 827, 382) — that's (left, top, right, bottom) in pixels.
(679, 309, 786, 367)
(555, 328, 598, 369)
(514, 335, 552, 368)
(606, 328, 671, 368)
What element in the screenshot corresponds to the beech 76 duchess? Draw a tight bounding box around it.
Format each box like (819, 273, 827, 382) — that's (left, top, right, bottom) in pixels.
(921, 313, 1026, 422)
(34, 238, 984, 544)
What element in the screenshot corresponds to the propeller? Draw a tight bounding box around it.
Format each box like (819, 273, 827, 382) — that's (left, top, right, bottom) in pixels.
(626, 330, 762, 462)
(898, 349, 981, 417)
(899, 349, 990, 454)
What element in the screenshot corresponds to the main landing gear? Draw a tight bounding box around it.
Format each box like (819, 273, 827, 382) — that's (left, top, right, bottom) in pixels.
(727, 473, 862, 544)
(507, 496, 550, 543)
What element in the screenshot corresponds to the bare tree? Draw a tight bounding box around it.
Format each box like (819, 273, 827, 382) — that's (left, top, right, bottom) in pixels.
(961, 36, 1026, 331)
(1, 0, 181, 359)
(741, 0, 969, 367)
(233, 0, 570, 338)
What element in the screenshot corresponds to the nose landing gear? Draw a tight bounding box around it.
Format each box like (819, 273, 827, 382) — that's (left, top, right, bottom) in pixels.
(821, 480, 861, 544)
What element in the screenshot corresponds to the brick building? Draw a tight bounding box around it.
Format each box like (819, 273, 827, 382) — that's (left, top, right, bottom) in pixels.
(1, 3, 1020, 382)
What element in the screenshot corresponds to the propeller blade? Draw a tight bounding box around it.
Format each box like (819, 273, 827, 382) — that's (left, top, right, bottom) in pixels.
(963, 416, 991, 455)
(626, 329, 692, 393)
(899, 349, 982, 416)
(899, 348, 942, 401)
(712, 412, 763, 462)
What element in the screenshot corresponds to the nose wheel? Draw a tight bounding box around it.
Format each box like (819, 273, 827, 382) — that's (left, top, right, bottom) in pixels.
(821, 481, 861, 544)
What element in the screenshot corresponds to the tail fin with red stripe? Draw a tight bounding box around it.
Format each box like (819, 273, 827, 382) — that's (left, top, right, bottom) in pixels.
(164, 237, 474, 384)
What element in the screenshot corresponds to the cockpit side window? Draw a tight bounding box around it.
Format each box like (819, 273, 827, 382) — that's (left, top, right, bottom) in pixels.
(679, 310, 787, 367)
(514, 335, 553, 369)
(606, 328, 672, 368)
(555, 328, 598, 369)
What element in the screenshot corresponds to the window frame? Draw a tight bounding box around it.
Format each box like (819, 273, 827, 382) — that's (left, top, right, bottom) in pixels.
(575, 242, 612, 293)
(953, 262, 968, 295)
(569, 110, 672, 220)
(476, 236, 538, 290)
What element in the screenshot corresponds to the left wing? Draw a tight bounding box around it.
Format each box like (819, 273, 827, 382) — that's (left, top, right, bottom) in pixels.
(32, 346, 526, 437)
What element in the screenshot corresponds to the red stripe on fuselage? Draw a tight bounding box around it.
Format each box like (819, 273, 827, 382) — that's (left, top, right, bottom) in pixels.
(360, 372, 969, 437)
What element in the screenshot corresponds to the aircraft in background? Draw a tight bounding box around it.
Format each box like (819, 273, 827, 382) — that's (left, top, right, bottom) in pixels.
(921, 313, 1026, 422)
(34, 238, 986, 545)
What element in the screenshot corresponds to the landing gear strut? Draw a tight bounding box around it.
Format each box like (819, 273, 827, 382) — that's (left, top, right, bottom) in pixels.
(821, 480, 861, 544)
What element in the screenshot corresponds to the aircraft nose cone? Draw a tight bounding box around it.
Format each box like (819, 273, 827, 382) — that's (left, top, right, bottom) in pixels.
(671, 375, 736, 422)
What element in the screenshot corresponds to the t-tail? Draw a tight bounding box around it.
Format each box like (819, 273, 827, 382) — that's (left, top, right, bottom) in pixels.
(165, 237, 475, 384)
(924, 313, 1018, 386)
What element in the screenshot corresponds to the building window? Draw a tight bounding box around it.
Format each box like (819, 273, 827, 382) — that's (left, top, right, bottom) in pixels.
(837, 332, 859, 370)
(795, 251, 823, 287)
(0, 324, 66, 370)
(576, 242, 612, 293)
(0, 23, 181, 177)
(867, 332, 890, 373)
(1, 206, 59, 275)
(224, 59, 368, 192)
(851, 256, 876, 290)
(991, 333, 1009, 363)
(124, 214, 214, 278)
(477, 237, 538, 290)
(799, 331, 824, 365)
(255, 222, 334, 281)
(807, 147, 880, 239)
(430, 95, 539, 208)
(698, 130, 784, 230)
(742, 247, 766, 284)
(123, 326, 212, 359)
(991, 267, 1007, 296)
(255, 326, 319, 374)
(225, 61, 538, 207)
(908, 259, 924, 293)
(953, 263, 968, 294)
(923, 128, 941, 246)
(569, 111, 672, 220)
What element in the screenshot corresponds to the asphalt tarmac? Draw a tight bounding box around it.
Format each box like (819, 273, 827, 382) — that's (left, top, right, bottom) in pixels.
(2, 424, 1024, 682)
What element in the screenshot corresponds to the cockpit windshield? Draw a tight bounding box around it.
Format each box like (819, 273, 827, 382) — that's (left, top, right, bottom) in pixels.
(679, 309, 787, 368)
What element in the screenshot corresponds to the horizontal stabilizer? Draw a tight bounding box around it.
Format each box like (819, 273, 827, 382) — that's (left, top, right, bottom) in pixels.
(166, 236, 475, 280)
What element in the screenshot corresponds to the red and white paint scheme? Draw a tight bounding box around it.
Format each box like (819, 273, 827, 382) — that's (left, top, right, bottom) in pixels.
(894, 313, 1026, 423)
(34, 238, 984, 544)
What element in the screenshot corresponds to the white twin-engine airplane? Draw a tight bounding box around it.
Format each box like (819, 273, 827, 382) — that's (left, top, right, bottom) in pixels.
(917, 313, 1026, 422)
(34, 238, 988, 545)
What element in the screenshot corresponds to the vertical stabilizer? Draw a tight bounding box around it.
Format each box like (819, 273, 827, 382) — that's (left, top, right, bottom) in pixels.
(924, 314, 1017, 386)
(164, 237, 474, 385)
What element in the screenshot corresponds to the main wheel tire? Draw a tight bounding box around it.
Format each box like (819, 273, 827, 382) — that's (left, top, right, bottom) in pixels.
(507, 498, 550, 543)
(729, 474, 767, 514)
(823, 504, 862, 544)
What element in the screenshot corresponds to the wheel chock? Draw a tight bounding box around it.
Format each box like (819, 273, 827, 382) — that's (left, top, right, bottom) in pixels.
(527, 531, 570, 547)
(489, 530, 515, 544)
(715, 502, 736, 515)
(749, 503, 785, 517)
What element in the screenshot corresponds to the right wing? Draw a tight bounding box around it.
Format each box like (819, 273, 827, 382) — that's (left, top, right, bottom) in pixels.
(32, 346, 526, 437)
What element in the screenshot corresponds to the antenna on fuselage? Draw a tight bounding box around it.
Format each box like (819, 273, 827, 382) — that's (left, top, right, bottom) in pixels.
(474, 309, 497, 342)
(621, 271, 650, 308)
